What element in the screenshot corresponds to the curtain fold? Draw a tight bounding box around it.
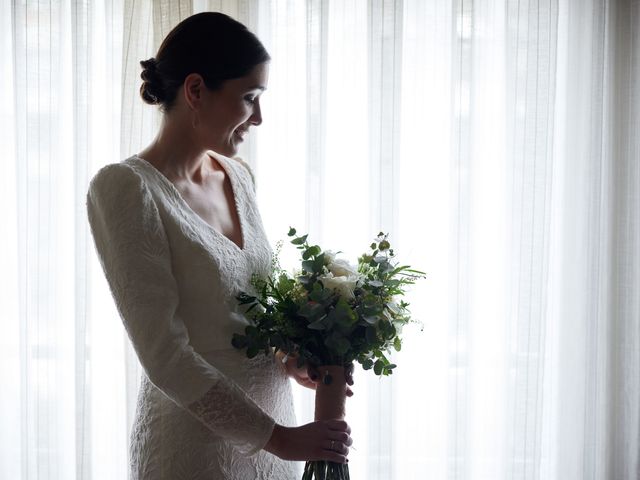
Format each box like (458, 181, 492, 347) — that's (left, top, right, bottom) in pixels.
(1, 1, 638, 479)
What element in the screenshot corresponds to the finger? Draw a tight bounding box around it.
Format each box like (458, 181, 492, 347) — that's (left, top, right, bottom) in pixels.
(346, 363, 355, 385)
(299, 379, 317, 390)
(307, 365, 320, 383)
(346, 387, 353, 397)
(320, 450, 348, 464)
(324, 439, 349, 455)
(327, 430, 351, 445)
(325, 419, 350, 434)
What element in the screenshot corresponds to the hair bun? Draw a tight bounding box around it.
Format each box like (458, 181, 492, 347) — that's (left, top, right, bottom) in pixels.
(139, 57, 165, 105)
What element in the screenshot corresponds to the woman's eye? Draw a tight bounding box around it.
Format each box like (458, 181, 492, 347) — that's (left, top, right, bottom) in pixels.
(244, 96, 256, 104)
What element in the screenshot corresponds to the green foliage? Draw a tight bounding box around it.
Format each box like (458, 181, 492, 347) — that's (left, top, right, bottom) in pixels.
(231, 229, 426, 377)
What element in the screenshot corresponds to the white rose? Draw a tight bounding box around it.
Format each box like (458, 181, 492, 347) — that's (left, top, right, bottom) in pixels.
(320, 272, 359, 299)
(324, 250, 337, 264)
(328, 258, 359, 277)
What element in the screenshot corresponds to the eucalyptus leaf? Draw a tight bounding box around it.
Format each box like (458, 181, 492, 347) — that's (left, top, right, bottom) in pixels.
(231, 334, 248, 349)
(363, 315, 379, 325)
(307, 319, 326, 330)
(374, 359, 384, 375)
(291, 234, 308, 245)
(302, 260, 316, 273)
(365, 326, 377, 344)
(247, 345, 260, 358)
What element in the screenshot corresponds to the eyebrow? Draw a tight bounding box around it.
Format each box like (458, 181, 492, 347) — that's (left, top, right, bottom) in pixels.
(248, 85, 267, 91)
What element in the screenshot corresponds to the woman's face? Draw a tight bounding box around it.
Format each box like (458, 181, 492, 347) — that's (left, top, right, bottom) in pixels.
(197, 62, 269, 157)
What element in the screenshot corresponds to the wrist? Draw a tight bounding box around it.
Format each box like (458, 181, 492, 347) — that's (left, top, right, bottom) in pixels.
(265, 423, 287, 456)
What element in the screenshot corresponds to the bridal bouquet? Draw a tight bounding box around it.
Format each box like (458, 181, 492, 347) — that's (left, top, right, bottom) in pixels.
(232, 228, 425, 480)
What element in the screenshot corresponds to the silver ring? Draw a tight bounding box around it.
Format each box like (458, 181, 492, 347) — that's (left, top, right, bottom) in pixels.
(330, 440, 336, 451)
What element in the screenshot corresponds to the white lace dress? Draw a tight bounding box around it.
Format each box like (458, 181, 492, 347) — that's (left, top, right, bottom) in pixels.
(86, 151, 300, 479)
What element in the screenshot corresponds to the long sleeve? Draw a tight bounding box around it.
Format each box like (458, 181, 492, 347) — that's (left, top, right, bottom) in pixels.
(86, 163, 275, 456)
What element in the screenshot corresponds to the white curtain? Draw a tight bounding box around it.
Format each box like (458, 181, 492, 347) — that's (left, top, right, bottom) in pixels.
(1, 1, 638, 479)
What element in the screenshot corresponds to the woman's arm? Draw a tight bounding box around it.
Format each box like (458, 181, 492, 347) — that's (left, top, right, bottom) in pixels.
(86, 163, 273, 456)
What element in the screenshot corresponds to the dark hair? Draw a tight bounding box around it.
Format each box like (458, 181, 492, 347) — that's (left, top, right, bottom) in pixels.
(139, 12, 270, 113)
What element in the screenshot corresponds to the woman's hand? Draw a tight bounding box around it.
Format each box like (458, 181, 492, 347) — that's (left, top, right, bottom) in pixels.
(264, 420, 353, 464)
(276, 351, 354, 396)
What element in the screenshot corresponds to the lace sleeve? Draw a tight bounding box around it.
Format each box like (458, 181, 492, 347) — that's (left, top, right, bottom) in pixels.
(86, 163, 274, 456)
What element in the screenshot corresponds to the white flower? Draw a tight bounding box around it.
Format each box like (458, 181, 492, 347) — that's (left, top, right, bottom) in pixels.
(327, 258, 359, 277)
(320, 272, 360, 299)
(324, 250, 337, 264)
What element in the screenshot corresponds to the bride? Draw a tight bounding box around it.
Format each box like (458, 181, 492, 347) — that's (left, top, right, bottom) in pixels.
(86, 12, 352, 479)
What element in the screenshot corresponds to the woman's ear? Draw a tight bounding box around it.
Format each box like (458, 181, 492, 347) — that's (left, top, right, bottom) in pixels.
(183, 73, 206, 110)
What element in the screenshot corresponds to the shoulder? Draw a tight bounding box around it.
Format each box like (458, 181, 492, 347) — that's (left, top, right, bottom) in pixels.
(88, 159, 141, 191)
(207, 150, 257, 191)
(87, 159, 152, 210)
(232, 156, 255, 180)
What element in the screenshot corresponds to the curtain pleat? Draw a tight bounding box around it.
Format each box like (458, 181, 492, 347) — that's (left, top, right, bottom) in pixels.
(505, 1, 558, 479)
(366, 1, 404, 477)
(609, 2, 639, 478)
(0, 0, 21, 477)
(70, 1, 91, 476)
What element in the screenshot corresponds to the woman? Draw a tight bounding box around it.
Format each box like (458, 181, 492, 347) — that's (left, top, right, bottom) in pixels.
(86, 12, 352, 479)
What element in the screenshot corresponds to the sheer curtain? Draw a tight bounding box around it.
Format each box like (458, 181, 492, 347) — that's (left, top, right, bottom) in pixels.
(1, 0, 638, 479)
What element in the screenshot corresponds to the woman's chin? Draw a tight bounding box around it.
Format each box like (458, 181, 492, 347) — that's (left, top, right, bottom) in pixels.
(209, 143, 238, 158)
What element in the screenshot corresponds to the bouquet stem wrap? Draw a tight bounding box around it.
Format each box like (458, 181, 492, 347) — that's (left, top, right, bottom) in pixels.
(315, 365, 347, 421)
(302, 365, 350, 480)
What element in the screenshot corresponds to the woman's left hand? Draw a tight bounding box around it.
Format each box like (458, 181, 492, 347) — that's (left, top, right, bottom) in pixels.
(277, 351, 354, 396)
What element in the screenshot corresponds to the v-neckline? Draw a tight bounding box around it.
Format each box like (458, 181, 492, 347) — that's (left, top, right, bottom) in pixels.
(132, 152, 246, 252)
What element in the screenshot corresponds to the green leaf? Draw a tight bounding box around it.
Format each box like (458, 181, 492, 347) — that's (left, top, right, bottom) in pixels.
(393, 336, 402, 352)
(374, 359, 384, 375)
(288, 227, 297, 236)
(298, 302, 325, 320)
(296, 355, 306, 369)
(247, 345, 260, 358)
(309, 284, 333, 303)
(291, 234, 308, 245)
(333, 298, 357, 329)
(366, 326, 377, 344)
(270, 334, 285, 349)
(362, 358, 374, 370)
(334, 336, 351, 356)
(307, 318, 326, 330)
(324, 333, 350, 356)
(368, 280, 384, 288)
(231, 334, 248, 349)
(363, 315, 379, 325)
(302, 245, 322, 260)
(313, 254, 325, 272)
(301, 260, 316, 273)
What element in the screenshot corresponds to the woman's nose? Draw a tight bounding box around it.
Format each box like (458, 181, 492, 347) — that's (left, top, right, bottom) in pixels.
(250, 102, 262, 126)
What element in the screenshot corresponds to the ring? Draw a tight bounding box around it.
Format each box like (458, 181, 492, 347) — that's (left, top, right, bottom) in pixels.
(330, 440, 337, 451)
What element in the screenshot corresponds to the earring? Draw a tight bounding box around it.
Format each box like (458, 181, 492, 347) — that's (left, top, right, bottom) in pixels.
(191, 112, 200, 129)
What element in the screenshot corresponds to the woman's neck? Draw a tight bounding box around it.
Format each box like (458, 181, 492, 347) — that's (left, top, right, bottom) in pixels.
(137, 116, 213, 184)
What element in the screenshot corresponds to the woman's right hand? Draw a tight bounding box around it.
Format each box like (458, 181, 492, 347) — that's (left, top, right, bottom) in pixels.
(264, 420, 352, 464)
